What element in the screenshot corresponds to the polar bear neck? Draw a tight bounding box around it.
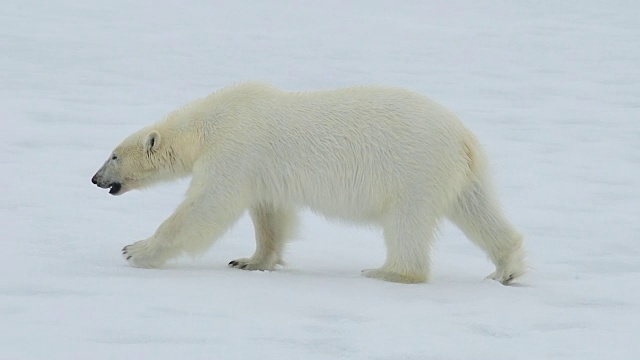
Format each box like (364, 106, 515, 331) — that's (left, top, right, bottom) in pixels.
(153, 82, 277, 177)
(152, 115, 204, 177)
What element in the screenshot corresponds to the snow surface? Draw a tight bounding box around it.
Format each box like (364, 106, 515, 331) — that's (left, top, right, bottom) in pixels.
(2, 1, 640, 359)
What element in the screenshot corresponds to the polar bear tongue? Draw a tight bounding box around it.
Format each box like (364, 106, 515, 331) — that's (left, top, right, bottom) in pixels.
(108, 182, 122, 195)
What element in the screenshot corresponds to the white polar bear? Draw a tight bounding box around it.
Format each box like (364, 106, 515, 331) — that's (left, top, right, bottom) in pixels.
(91, 82, 526, 284)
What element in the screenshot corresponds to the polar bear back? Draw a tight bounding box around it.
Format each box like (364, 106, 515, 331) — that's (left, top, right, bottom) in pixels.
(190, 83, 481, 222)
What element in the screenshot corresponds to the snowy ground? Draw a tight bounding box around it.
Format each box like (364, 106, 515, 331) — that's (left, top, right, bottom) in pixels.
(2, 1, 640, 359)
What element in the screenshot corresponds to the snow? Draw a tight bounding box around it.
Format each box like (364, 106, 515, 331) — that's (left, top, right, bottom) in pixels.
(2, 1, 640, 359)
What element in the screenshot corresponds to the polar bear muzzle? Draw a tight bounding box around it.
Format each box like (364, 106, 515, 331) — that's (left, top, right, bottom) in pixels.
(91, 173, 123, 195)
(91, 160, 125, 195)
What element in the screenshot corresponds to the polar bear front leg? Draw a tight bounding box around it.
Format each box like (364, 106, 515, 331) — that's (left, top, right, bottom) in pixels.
(123, 182, 248, 268)
(229, 203, 298, 271)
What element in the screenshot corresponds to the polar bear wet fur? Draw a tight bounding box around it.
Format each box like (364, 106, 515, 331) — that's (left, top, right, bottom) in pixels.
(91, 82, 526, 284)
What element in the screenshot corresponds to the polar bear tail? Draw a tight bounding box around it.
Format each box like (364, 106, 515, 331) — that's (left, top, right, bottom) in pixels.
(447, 132, 527, 284)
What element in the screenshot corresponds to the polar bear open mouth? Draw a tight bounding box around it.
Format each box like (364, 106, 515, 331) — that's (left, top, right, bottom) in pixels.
(108, 182, 122, 195)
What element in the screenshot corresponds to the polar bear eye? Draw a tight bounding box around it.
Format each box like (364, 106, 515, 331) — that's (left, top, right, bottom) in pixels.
(111, 155, 118, 160)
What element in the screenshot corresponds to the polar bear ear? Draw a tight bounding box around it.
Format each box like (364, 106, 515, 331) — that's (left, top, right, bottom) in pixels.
(144, 131, 161, 153)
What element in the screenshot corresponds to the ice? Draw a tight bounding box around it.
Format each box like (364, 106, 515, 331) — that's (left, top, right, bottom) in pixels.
(2, 1, 639, 359)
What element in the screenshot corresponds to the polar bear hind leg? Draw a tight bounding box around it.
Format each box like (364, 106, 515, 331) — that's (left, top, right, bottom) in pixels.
(229, 203, 298, 271)
(447, 174, 526, 284)
(362, 203, 439, 284)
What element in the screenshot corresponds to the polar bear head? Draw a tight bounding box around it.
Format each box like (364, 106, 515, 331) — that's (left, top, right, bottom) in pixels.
(91, 129, 166, 196)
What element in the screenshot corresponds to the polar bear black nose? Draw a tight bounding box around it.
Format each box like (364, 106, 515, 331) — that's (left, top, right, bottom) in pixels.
(91, 175, 98, 184)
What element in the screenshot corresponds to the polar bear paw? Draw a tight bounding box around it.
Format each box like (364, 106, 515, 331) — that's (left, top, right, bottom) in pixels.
(486, 265, 526, 285)
(487, 250, 527, 285)
(122, 240, 167, 268)
(228, 257, 278, 271)
(485, 269, 524, 285)
(361, 268, 427, 284)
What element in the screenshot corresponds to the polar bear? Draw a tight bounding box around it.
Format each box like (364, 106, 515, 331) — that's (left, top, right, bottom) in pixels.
(91, 82, 526, 284)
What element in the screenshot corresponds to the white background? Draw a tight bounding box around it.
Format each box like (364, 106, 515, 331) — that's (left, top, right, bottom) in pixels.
(2, 1, 639, 359)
